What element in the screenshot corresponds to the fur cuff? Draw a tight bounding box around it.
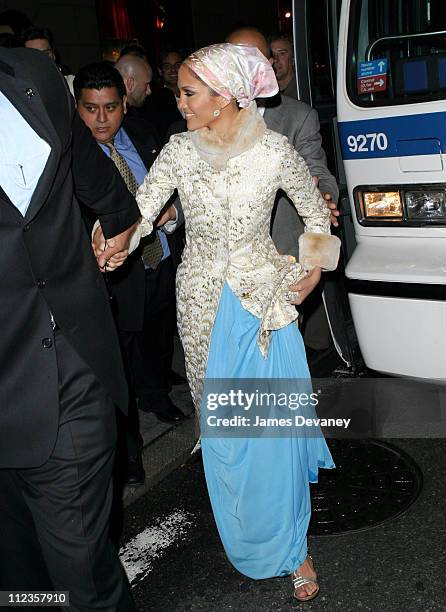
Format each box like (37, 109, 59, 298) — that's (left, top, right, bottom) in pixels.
(298, 233, 341, 271)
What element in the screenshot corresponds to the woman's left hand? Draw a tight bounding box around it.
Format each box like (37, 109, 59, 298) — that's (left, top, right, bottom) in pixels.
(287, 267, 322, 305)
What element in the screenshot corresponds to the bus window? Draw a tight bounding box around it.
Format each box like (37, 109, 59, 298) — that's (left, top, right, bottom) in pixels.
(347, 0, 446, 107)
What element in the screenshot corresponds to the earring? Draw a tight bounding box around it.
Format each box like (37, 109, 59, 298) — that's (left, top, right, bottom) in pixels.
(213, 109, 221, 117)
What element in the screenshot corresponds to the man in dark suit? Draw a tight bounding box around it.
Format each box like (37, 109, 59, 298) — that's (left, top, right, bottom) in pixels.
(74, 63, 184, 446)
(0, 48, 139, 609)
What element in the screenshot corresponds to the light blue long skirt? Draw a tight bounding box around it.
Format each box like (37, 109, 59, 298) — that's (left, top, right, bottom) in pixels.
(201, 283, 335, 579)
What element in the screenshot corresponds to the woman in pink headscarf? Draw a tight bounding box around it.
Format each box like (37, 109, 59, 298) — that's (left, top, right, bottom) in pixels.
(106, 42, 339, 601)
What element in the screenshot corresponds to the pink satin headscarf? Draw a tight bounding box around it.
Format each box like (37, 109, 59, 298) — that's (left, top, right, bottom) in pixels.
(185, 43, 278, 108)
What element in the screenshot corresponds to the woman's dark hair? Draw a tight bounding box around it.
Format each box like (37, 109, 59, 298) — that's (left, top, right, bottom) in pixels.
(73, 62, 126, 101)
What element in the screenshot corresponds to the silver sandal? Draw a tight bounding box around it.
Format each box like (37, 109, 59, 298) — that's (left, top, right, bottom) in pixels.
(291, 555, 320, 602)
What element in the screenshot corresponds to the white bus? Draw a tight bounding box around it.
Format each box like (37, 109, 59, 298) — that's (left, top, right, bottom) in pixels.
(293, 0, 446, 380)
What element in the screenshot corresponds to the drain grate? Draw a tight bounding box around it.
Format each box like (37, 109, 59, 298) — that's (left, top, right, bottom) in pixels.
(309, 439, 423, 536)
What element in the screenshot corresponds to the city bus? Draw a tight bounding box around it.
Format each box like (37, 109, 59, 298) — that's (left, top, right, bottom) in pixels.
(293, 0, 446, 380)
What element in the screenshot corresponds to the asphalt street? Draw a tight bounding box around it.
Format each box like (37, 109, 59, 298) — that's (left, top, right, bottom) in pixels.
(119, 437, 446, 612)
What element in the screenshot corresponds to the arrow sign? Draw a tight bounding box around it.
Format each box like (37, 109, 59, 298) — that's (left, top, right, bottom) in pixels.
(358, 74, 388, 94)
(358, 58, 388, 78)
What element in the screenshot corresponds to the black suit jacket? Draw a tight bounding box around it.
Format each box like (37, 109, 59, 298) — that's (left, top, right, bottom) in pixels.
(129, 85, 182, 142)
(0, 48, 140, 468)
(100, 115, 182, 331)
(94, 115, 159, 332)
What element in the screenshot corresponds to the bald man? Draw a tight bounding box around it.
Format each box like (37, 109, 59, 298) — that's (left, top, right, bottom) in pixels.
(227, 27, 339, 241)
(115, 54, 152, 108)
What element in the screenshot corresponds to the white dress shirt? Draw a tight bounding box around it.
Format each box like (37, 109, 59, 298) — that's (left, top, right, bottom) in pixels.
(0, 90, 51, 216)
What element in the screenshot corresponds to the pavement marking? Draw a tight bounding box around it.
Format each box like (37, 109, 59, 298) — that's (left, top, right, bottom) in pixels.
(119, 509, 195, 586)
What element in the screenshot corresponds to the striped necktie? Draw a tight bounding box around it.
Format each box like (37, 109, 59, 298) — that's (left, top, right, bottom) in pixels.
(105, 140, 164, 270)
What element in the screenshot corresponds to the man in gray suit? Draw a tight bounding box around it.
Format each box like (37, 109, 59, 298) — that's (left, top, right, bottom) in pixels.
(227, 27, 339, 350)
(227, 27, 339, 258)
(168, 28, 339, 256)
(264, 93, 339, 257)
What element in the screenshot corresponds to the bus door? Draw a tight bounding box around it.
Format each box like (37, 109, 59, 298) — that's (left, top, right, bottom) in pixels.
(337, 0, 446, 379)
(293, 0, 363, 369)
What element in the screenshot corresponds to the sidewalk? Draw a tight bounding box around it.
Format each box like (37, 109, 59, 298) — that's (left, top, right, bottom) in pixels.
(123, 339, 197, 507)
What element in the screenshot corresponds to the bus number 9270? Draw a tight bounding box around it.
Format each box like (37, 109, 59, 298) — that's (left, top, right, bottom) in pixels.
(347, 133, 388, 153)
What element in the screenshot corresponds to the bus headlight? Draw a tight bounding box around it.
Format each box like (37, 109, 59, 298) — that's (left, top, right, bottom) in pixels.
(362, 191, 403, 218)
(355, 185, 446, 225)
(405, 190, 446, 219)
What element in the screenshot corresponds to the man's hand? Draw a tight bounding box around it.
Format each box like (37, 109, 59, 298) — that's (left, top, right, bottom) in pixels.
(155, 204, 177, 227)
(313, 175, 340, 227)
(92, 225, 106, 258)
(323, 192, 340, 227)
(287, 267, 322, 305)
(93, 221, 139, 271)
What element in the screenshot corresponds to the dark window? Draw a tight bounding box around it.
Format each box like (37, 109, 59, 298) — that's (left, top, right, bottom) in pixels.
(307, 0, 335, 103)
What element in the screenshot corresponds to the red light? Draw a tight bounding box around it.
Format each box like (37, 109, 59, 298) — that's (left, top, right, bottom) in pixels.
(284, 11, 292, 18)
(156, 16, 165, 29)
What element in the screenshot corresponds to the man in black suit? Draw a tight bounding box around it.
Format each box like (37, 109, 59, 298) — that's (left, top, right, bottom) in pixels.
(0, 48, 139, 609)
(74, 63, 184, 442)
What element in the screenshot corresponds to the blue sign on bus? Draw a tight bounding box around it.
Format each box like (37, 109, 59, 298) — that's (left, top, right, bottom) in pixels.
(358, 58, 388, 78)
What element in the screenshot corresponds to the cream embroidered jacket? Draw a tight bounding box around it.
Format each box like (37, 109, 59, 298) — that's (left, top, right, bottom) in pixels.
(135, 104, 331, 406)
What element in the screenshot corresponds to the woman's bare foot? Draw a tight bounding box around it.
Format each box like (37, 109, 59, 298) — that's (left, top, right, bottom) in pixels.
(291, 556, 320, 601)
